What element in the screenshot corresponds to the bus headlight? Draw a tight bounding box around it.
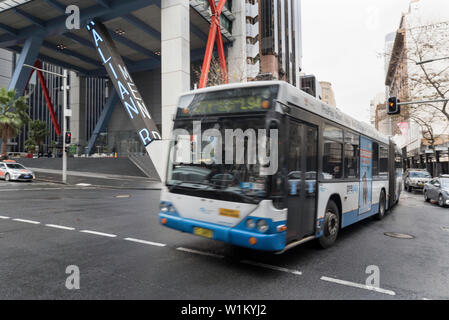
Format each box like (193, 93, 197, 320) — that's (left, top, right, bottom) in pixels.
(257, 219, 269, 233)
(246, 219, 256, 229)
(160, 202, 170, 213)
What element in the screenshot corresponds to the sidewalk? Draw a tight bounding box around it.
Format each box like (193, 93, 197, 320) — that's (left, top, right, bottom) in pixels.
(30, 168, 162, 190)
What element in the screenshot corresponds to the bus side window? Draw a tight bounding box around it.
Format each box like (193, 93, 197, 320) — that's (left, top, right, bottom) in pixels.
(372, 142, 379, 176)
(323, 124, 343, 179)
(344, 131, 359, 179)
(379, 145, 389, 176)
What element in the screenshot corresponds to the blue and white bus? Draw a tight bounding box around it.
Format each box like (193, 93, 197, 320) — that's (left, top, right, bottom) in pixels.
(159, 81, 403, 252)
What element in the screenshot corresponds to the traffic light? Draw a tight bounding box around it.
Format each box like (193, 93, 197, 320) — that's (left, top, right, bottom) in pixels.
(65, 131, 72, 144)
(387, 97, 400, 115)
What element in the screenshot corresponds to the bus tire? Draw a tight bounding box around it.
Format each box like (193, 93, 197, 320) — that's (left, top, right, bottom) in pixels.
(375, 190, 386, 220)
(318, 200, 340, 249)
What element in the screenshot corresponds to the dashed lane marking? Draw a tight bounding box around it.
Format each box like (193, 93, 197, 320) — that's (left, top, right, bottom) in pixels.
(12, 218, 41, 225)
(320, 276, 396, 296)
(80, 230, 117, 238)
(124, 237, 166, 247)
(0, 187, 87, 192)
(45, 224, 76, 231)
(0, 216, 10, 219)
(176, 247, 224, 259)
(240, 260, 302, 275)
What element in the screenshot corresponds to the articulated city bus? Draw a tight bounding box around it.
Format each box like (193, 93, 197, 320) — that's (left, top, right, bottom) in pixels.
(159, 81, 403, 252)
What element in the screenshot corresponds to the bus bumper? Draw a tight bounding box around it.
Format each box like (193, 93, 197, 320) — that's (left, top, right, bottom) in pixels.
(159, 213, 286, 252)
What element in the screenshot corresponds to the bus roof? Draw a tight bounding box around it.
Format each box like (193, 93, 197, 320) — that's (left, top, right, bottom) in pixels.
(180, 81, 390, 145)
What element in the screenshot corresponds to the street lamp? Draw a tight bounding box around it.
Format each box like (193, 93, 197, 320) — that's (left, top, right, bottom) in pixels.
(23, 64, 69, 184)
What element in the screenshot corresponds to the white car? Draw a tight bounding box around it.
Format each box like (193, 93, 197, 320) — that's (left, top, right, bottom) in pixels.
(0, 160, 35, 182)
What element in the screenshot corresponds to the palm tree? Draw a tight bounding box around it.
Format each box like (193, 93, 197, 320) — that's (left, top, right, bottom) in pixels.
(0, 88, 30, 158)
(26, 120, 50, 154)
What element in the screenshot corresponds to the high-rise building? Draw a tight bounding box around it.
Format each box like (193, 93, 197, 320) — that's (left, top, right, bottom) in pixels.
(320, 81, 336, 107)
(385, 0, 449, 174)
(0, 49, 12, 90)
(258, 0, 303, 87)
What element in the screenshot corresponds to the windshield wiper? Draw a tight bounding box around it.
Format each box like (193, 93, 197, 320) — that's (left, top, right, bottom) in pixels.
(219, 189, 260, 204)
(167, 182, 210, 191)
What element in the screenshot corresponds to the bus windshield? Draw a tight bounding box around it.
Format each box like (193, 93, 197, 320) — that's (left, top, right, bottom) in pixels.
(166, 116, 274, 204)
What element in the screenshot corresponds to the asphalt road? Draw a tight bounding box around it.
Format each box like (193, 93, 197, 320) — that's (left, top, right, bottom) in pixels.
(0, 180, 448, 300)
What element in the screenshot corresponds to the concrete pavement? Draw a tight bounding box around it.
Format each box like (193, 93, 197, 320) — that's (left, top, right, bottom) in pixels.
(30, 168, 162, 190)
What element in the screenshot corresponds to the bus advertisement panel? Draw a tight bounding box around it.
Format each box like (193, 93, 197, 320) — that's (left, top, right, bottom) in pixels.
(359, 137, 373, 214)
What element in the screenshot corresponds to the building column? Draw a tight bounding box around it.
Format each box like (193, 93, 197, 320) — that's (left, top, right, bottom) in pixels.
(8, 35, 43, 95)
(227, 0, 247, 82)
(161, 0, 190, 139)
(69, 72, 86, 153)
(156, 0, 190, 181)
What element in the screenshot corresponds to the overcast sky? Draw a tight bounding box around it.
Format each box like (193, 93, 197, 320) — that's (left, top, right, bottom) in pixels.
(301, 0, 413, 123)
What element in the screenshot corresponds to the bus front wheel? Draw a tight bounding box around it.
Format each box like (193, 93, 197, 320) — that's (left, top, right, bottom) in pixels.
(318, 200, 340, 249)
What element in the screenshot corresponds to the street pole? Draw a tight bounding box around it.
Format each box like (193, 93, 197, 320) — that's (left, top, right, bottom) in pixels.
(23, 64, 69, 184)
(398, 98, 449, 106)
(62, 69, 68, 184)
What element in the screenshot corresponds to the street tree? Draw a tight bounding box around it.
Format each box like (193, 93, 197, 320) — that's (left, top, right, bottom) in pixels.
(383, 20, 449, 159)
(0, 88, 30, 158)
(406, 22, 449, 122)
(193, 56, 227, 88)
(25, 120, 50, 154)
(409, 108, 448, 152)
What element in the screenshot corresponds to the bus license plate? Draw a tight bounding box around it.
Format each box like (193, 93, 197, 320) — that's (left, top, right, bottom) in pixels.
(193, 227, 213, 239)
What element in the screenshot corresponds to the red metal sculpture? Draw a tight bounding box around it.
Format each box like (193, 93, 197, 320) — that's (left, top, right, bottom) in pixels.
(198, 0, 229, 88)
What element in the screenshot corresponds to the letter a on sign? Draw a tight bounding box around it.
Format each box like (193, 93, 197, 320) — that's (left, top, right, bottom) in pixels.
(87, 20, 165, 180)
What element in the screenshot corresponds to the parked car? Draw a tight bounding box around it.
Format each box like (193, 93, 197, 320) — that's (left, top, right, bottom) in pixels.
(423, 175, 449, 207)
(0, 160, 35, 182)
(404, 169, 432, 192)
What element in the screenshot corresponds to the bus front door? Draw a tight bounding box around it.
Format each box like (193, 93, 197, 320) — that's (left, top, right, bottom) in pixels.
(286, 120, 318, 242)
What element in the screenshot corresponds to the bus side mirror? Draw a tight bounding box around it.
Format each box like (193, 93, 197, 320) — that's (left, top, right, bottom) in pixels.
(266, 119, 280, 131)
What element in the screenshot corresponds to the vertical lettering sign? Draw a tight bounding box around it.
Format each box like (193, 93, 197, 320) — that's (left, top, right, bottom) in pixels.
(86, 20, 161, 147)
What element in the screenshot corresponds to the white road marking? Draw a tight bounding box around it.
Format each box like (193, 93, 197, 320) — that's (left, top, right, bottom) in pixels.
(124, 238, 166, 247)
(80, 230, 117, 238)
(240, 260, 302, 275)
(0, 187, 83, 192)
(0, 216, 10, 219)
(12, 218, 40, 225)
(176, 247, 224, 259)
(320, 276, 396, 296)
(45, 224, 75, 231)
(76, 183, 92, 187)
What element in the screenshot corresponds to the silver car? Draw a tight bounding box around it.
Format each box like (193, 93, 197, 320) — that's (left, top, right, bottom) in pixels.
(0, 161, 35, 182)
(424, 177, 449, 207)
(404, 169, 432, 192)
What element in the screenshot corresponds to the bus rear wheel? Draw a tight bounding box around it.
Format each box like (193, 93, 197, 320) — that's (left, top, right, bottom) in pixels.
(318, 200, 340, 249)
(375, 190, 386, 220)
